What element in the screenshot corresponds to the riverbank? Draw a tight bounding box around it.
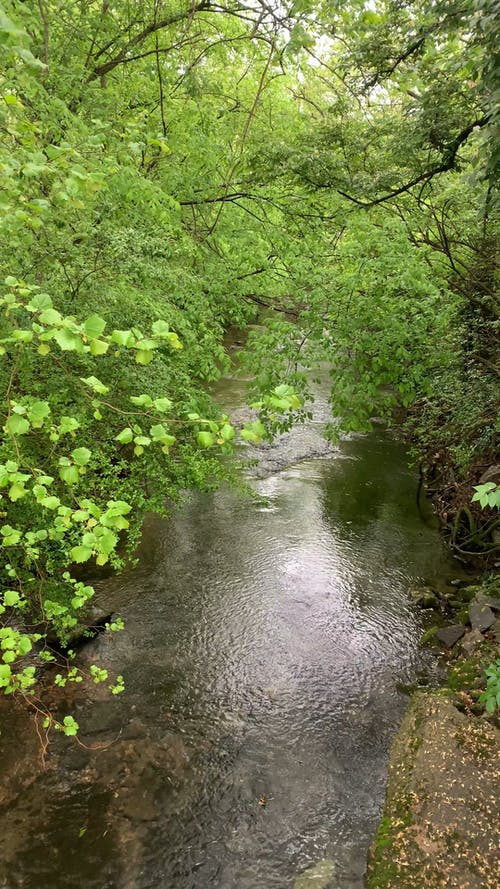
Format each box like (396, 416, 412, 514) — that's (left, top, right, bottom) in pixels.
(366, 575, 500, 889)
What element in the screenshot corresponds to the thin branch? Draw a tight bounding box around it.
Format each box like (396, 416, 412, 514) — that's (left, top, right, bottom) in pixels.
(86, 0, 212, 82)
(332, 116, 489, 207)
(37, 0, 50, 73)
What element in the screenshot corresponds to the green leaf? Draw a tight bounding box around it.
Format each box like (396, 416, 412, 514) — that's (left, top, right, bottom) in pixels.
(135, 349, 153, 365)
(197, 431, 215, 448)
(53, 329, 84, 352)
(83, 314, 106, 339)
(71, 447, 91, 466)
(111, 329, 135, 347)
(130, 394, 153, 407)
(17, 635, 31, 655)
(3, 590, 20, 607)
(219, 423, 235, 442)
(8, 482, 27, 501)
(29, 400, 50, 427)
(39, 307, 62, 325)
(41, 496, 61, 510)
(153, 397, 172, 412)
(116, 428, 133, 444)
(165, 332, 182, 350)
(0, 525, 21, 545)
(59, 465, 80, 485)
(26, 293, 52, 312)
(80, 376, 109, 395)
(12, 329, 33, 343)
(62, 715, 79, 736)
(89, 339, 109, 356)
(0, 664, 12, 687)
(96, 528, 118, 555)
(5, 414, 30, 435)
(59, 416, 80, 434)
(151, 319, 171, 337)
(71, 545, 93, 563)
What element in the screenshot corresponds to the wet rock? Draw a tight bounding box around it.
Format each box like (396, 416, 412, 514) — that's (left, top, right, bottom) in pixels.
(436, 625, 466, 648)
(409, 587, 439, 609)
(293, 859, 336, 889)
(468, 602, 496, 632)
(460, 629, 485, 656)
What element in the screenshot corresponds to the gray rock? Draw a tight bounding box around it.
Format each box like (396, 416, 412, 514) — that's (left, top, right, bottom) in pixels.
(468, 602, 496, 632)
(460, 629, 484, 656)
(436, 625, 466, 648)
(475, 593, 500, 612)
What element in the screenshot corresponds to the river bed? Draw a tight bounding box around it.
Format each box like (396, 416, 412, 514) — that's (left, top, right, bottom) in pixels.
(0, 380, 460, 889)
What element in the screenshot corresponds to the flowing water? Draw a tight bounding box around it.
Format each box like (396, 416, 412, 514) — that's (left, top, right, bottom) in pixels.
(0, 377, 461, 889)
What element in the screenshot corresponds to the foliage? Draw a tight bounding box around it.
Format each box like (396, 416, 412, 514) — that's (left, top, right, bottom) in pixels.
(478, 658, 500, 715)
(0, 0, 498, 734)
(472, 483, 500, 510)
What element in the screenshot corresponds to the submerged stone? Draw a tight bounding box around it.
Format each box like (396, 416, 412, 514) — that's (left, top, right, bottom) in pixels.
(409, 587, 439, 608)
(436, 624, 465, 648)
(469, 602, 496, 632)
(293, 859, 336, 889)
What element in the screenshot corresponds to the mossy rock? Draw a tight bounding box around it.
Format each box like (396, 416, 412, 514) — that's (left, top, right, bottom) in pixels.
(420, 625, 439, 645)
(366, 692, 499, 889)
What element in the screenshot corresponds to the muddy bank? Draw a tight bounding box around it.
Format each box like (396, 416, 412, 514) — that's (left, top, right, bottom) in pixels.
(366, 691, 499, 889)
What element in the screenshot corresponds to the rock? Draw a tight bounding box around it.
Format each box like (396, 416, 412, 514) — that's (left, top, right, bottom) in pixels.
(468, 602, 496, 632)
(475, 593, 500, 611)
(366, 692, 500, 889)
(490, 618, 500, 643)
(436, 625, 466, 648)
(293, 859, 336, 889)
(460, 629, 485, 656)
(479, 464, 500, 484)
(409, 587, 439, 609)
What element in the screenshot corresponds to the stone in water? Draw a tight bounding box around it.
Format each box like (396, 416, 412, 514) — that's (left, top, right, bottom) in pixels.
(294, 859, 336, 889)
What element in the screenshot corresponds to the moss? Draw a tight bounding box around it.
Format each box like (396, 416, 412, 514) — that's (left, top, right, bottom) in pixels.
(366, 798, 414, 889)
(456, 606, 470, 624)
(447, 658, 478, 691)
(420, 625, 439, 645)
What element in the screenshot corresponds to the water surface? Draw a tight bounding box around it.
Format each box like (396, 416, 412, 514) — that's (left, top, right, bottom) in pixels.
(0, 385, 458, 889)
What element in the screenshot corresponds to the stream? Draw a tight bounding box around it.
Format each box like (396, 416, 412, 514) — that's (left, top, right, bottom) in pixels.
(0, 376, 460, 889)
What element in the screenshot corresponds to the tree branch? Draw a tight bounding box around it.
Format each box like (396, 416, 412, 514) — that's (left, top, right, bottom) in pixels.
(335, 116, 489, 208)
(86, 0, 212, 82)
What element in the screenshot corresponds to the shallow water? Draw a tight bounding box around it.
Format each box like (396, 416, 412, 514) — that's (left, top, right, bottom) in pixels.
(0, 383, 459, 889)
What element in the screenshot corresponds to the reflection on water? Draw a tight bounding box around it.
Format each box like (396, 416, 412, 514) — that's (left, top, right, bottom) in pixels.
(0, 391, 458, 889)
